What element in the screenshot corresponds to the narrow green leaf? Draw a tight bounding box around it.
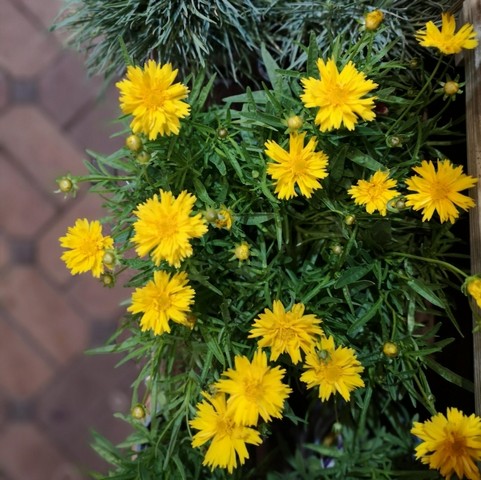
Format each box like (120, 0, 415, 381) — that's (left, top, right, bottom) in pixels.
(424, 357, 474, 392)
(334, 264, 373, 289)
(407, 279, 444, 308)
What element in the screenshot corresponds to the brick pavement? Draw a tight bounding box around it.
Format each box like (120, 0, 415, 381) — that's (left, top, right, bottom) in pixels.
(0, 1, 138, 478)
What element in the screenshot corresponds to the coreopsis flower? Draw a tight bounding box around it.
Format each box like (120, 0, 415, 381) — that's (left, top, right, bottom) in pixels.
(265, 132, 329, 200)
(300, 58, 378, 132)
(215, 350, 292, 426)
(416, 13, 478, 55)
(249, 300, 323, 364)
(128, 270, 195, 336)
(466, 276, 481, 309)
(411, 407, 481, 480)
(190, 392, 262, 473)
(348, 170, 399, 216)
(364, 10, 384, 31)
(59, 219, 114, 278)
(300, 336, 365, 402)
(116, 60, 190, 140)
(131, 190, 207, 267)
(405, 160, 477, 223)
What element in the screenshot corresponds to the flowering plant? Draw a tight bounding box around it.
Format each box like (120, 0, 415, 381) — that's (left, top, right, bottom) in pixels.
(56, 5, 481, 480)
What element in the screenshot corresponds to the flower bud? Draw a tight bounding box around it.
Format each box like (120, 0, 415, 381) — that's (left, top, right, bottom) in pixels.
(100, 272, 116, 288)
(443, 81, 460, 96)
(102, 250, 117, 269)
(234, 242, 250, 261)
(125, 134, 143, 152)
(136, 151, 151, 165)
(214, 207, 233, 230)
(55, 175, 79, 197)
(331, 244, 343, 255)
(383, 341, 399, 358)
(204, 208, 218, 223)
(364, 10, 384, 31)
(286, 115, 303, 131)
(386, 135, 402, 148)
(217, 128, 228, 139)
(344, 214, 356, 226)
(131, 404, 147, 420)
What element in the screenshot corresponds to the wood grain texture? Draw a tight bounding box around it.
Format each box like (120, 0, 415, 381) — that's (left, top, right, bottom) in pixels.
(463, 0, 481, 415)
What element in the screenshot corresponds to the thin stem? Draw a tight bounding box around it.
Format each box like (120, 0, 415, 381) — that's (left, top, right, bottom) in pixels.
(390, 252, 468, 278)
(385, 55, 444, 137)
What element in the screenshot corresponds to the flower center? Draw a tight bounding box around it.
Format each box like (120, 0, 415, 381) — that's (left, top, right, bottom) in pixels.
(446, 429, 467, 455)
(145, 88, 166, 109)
(367, 182, 386, 200)
(82, 237, 103, 256)
(428, 179, 449, 201)
(156, 216, 179, 238)
(290, 155, 308, 175)
(329, 84, 349, 106)
(322, 363, 342, 382)
(243, 378, 263, 400)
(154, 292, 172, 312)
(216, 417, 234, 438)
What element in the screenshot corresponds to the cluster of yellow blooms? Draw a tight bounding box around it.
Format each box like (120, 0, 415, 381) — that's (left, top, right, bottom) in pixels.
(58, 11, 481, 480)
(190, 300, 365, 472)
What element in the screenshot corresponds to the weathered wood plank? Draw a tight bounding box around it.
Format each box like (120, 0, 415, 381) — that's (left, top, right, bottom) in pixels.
(463, 0, 481, 415)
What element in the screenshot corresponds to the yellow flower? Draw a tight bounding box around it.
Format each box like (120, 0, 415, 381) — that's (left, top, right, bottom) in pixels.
(249, 300, 323, 364)
(214, 206, 233, 230)
(127, 270, 195, 336)
(190, 392, 262, 473)
(265, 132, 329, 200)
(411, 407, 481, 480)
(405, 160, 477, 223)
(116, 60, 190, 140)
(364, 10, 384, 31)
(59, 219, 114, 278)
(132, 190, 208, 268)
(348, 170, 399, 216)
(215, 350, 292, 426)
(300, 58, 378, 132)
(466, 276, 481, 309)
(416, 13, 478, 55)
(233, 241, 250, 261)
(300, 336, 365, 402)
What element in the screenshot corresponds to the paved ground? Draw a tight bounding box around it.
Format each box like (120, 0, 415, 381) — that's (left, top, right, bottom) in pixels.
(0, 1, 139, 478)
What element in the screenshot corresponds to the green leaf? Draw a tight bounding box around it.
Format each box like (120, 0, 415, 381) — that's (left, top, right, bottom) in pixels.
(407, 279, 445, 308)
(347, 297, 383, 336)
(334, 264, 373, 289)
(424, 357, 474, 392)
(347, 148, 385, 171)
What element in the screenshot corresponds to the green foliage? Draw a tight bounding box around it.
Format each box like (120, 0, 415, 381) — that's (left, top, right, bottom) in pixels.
(54, 0, 453, 82)
(65, 8, 473, 480)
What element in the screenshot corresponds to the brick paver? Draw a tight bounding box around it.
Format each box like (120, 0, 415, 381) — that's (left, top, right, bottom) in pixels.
(0, 1, 137, 478)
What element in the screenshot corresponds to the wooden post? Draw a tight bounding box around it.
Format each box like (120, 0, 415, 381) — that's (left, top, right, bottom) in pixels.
(463, 0, 481, 415)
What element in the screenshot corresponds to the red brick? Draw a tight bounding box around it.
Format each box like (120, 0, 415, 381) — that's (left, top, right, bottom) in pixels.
(0, 69, 8, 112)
(37, 192, 107, 286)
(67, 269, 132, 322)
(68, 82, 124, 154)
(0, 424, 83, 480)
(39, 52, 102, 127)
(16, 0, 64, 30)
(0, 319, 53, 397)
(0, 154, 56, 236)
(0, 106, 84, 200)
(0, 266, 88, 364)
(0, 232, 9, 270)
(0, 0, 60, 77)
(36, 353, 137, 473)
